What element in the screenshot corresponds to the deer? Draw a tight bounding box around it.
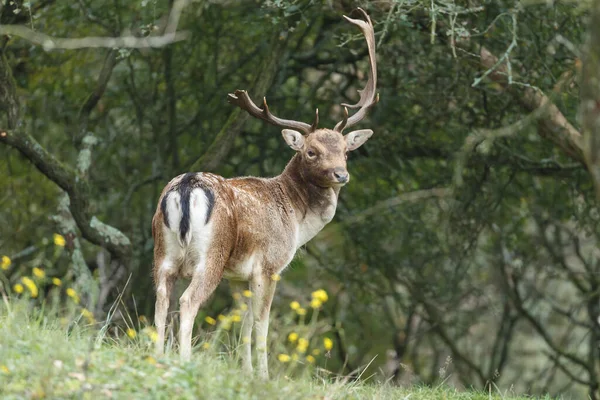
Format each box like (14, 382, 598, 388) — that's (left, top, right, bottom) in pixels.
(152, 8, 377, 379)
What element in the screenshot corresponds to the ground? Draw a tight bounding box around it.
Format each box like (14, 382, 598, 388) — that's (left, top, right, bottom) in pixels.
(0, 300, 552, 400)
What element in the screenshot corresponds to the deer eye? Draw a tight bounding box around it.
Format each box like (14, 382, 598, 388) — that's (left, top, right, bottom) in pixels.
(306, 149, 317, 159)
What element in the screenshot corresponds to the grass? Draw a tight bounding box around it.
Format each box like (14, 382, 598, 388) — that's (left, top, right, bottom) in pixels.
(0, 300, 551, 400)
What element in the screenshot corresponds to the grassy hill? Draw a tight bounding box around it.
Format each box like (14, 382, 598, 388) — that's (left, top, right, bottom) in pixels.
(0, 300, 552, 400)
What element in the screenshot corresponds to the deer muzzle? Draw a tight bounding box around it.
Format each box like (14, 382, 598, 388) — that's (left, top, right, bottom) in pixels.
(333, 167, 349, 184)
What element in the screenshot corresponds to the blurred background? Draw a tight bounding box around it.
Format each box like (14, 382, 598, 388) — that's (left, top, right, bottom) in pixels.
(1, 0, 598, 398)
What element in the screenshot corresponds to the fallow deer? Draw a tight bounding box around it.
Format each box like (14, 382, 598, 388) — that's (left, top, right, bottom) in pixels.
(152, 8, 378, 378)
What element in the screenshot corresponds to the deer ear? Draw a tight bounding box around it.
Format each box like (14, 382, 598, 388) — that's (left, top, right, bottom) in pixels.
(282, 129, 305, 151)
(345, 129, 373, 151)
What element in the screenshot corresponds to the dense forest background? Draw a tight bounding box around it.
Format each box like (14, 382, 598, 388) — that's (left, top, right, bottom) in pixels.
(1, 0, 599, 398)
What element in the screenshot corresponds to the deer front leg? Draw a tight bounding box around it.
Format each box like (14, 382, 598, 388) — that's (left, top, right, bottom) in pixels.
(230, 280, 254, 374)
(250, 273, 277, 379)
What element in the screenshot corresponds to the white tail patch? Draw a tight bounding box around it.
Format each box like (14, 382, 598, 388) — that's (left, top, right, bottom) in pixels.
(163, 188, 211, 248)
(188, 188, 211, 243)
(165, 191, 182, 234)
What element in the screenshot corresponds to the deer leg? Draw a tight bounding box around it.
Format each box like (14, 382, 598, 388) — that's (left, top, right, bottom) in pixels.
(154, 259, 176, 355)
(179, 260, 223, 361)
(251, 273, 277, 379)
(230, 280, 254, 374)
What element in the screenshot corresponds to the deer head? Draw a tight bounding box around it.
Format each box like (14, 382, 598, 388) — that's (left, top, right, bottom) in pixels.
(227, 8, 378, 188)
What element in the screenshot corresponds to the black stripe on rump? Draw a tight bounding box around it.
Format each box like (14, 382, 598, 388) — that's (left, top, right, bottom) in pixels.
(204, 187, 215, 224)
(178, 172, 196, 243)
(160, 192, 171, 228)
(162, 173, 216, 243)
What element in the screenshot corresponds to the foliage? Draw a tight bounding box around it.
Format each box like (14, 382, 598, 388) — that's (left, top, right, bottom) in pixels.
(0, 301, 542, 400)
(1, 0, 599, 398)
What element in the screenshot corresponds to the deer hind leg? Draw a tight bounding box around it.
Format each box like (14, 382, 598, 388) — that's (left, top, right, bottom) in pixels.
(250, 272, 277, 379)
(179, 256, 223, 361)
(230, 280, 253, 374)
(154, 258, 177, 355)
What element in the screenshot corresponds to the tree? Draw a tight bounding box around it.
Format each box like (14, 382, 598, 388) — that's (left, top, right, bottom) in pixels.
(1, 1, 598, 397)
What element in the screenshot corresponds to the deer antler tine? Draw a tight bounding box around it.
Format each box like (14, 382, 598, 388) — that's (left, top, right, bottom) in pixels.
(311, 109, 319, 132)
(228, 90, 313, 134)
(356, 7, 370, 21)
(230, 9, 376, 135)
(335, 8, 378, 132)
(334, 107, 349, 132)
(262, 97, 271, 118)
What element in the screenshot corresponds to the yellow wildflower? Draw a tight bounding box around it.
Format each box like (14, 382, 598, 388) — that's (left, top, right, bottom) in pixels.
(218, 314, 227, 321)
(232, 314, 241, 323)
(288, 332, 298, 343)
(21, 277, 38, 298)
(310, 298, 322, 309)
(53, 233, 66, 247)
(145, 356, 157, 365)
(296, 307, 307, 316)
(312, 349, 320, 356)
(240, 303, 248, 311)
(0, 365, 9, 374)
(311, 289, 328, 303)
(126, 328, 137, 339)
(271, 273, 281, 281)
(13, 283, 24, 294)
(33, 267, 45, 278)
(1, 255, 11, 270)
(297, 338, 309, 353)
(205, 316, 216, 325)
(306, 355, 316, 364)
(232, 292, 242, 301)
(290, 301, 300, 310)
(52, 277, 62, 286)
(324, 337, 333, 351)
(202, 342, 210, 349)
(66, 288, 79, 303)
(277, 354, 291, 363)
(146, 329, 158, 343)
(243, 290, 252, 298)
(81, 308, 95, 323)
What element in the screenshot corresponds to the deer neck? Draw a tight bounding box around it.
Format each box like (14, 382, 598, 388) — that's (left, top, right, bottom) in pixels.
(276, 154, 340, 247)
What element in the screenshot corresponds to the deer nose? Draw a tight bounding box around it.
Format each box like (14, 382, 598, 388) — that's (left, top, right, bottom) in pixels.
(333, 168, 349, 183)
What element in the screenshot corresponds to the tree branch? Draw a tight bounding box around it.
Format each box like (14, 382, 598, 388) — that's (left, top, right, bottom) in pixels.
(0, 49, 19, 128)
(0, 128, 131, 260)
(188, 31, 289, 172)
(163, 37, 179, 170)
(503, 258, 591, 372)
(0, 0, 190, 50)
(418, 295, 487, 385)
(582, 0, 600, 202)
(478, 47, 584, 164)
(338, 188, 451, 227)
(0, 24, 188, 50)
(78, 50, 118, 140)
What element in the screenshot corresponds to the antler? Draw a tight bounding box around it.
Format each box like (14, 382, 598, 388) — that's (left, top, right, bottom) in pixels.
(227, 90, 319, 135)
(334, 8, 379, 133)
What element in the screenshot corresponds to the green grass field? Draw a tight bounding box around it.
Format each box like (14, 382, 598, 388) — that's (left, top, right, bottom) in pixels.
(0, 300, 552, 400)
